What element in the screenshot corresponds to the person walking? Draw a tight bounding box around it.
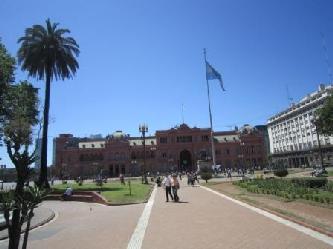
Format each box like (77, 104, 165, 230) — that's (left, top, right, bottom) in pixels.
(162, 174, 173, 202)
(171, 173, 180, 202)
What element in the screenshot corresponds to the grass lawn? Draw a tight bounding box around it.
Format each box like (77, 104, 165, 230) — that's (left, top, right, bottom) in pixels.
(52, 180, 152, 205)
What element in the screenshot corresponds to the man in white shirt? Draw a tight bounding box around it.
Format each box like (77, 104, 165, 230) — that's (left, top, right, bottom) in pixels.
(162, 174, 173, 202)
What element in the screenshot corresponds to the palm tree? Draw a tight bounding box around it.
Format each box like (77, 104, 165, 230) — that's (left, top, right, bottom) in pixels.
(17, 19, 79, 188)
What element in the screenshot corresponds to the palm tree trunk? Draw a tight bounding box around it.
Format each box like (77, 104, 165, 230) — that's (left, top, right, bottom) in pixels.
(39, 72, 51, 188)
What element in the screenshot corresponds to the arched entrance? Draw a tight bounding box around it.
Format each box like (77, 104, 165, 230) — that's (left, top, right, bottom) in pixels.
(179, 150, 192, 171)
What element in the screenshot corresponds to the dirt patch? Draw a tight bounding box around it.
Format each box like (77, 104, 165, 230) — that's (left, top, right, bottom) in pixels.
(207, 182, 333, 233)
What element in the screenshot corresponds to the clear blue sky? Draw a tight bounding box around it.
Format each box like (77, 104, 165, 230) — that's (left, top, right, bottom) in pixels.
(0, 0, 332, 167)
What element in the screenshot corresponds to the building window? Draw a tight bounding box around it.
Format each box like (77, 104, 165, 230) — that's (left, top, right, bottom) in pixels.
(160, 137, 167, 144)
(201, 135, 209, 142)
(100, 144, 104, 148)
(226, 149, 230, 155)
(177, 136, 192, 143)
(91, 144, 95, 148)
(151, 141, 155, 145)
(151, 151, 155, 158)
(82, 145, 86, 149)
(162, 152, 167, 158)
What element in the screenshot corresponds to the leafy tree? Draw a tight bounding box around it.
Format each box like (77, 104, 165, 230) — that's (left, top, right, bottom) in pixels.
(200, 167, 213, 183)
(2, 82, 39, 249)
(17, 19, 80, 188)
(0, 39, 16, 145)
(315, 95, 333, 136)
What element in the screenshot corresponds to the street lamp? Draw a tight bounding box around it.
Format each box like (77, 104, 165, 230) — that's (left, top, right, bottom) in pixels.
(139, 124, 148, 184)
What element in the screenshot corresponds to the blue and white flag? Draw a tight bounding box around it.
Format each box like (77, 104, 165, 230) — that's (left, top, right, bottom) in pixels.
(206, 61, 225, 91)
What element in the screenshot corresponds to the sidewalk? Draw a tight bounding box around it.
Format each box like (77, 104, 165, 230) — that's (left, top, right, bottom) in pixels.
(142, 179, 332, 249)
(0, 205, 55, 240)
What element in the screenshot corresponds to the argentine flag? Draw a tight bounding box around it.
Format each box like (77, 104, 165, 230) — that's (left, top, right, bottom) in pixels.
(206, 61, 225, 91)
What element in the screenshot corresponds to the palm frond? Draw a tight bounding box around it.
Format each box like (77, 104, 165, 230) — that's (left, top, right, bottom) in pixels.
(17, 18, 80, 81)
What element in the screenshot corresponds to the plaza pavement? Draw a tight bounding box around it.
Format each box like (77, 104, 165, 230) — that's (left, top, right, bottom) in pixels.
(141, 179, 333, 249)
(0, 179, 332, 249)
(0, 201, 145, 249)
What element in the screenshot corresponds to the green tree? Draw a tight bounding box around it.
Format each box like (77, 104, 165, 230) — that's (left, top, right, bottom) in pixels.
(2, 82, 39, 249)
(315, 95, 333, 136)
(200, 167, 213, 183)
(17, 19, 80, 187)
(0, 39, 16, 144)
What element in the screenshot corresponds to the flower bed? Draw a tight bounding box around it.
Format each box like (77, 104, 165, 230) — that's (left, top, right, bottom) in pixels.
(233, 178, 333, 204)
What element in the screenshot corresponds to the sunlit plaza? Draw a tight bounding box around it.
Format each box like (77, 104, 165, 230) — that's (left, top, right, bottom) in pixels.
(0, 1, 333, 249)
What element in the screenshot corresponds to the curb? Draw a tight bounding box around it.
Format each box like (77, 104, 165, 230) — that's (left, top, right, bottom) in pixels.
(0, 208, 56, 241)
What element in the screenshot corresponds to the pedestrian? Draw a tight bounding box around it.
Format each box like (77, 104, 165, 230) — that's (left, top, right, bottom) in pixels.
(195, 173, 199, 184)
(187, 172, 192, 186)
(62, 187, 73, 200)
(162, 174, 173, 202)
(119, 174, 125, 185)
(171, 173, 180, 202)
(191, 173, 196, 186)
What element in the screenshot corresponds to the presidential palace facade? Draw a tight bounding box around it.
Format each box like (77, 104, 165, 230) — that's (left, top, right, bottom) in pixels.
(53, 124, 268, 178)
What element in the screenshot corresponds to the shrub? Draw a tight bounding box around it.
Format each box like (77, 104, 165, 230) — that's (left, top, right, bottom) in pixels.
(201, 172, 212, 183)
(291, 178, 328, 188)
(200, 167, 213, 183)
(96, 179, 103, 187)
(325, 181, 333, 192)
(314, 196, 319, 202)
(274, 169, 288, 177)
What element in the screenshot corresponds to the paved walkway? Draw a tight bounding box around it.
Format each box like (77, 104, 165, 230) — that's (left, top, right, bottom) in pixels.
(0, 201, 145, 249)
(142, 180, 332, 249)
(0, 206, 55, 240)
(1, 179, 332, 249)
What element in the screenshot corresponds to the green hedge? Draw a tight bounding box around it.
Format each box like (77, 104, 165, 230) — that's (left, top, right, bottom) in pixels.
(291, 177, 328, 188)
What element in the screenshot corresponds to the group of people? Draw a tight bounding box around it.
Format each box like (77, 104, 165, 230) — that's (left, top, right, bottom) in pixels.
(162, 173, 180, 202)
(187, 172, 199, 186)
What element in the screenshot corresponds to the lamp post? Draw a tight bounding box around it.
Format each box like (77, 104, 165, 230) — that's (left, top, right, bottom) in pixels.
(139, 124, 148, 184)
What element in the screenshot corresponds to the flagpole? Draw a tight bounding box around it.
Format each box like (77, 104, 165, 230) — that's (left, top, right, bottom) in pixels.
(203, 48, 216, 168)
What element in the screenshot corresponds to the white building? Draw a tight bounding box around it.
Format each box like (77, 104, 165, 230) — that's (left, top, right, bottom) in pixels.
(267, 84, 333, 167)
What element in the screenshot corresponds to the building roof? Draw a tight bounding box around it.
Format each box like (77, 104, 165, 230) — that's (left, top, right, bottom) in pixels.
(128, 137, 157, 146)
(267, 84, 333, 124)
